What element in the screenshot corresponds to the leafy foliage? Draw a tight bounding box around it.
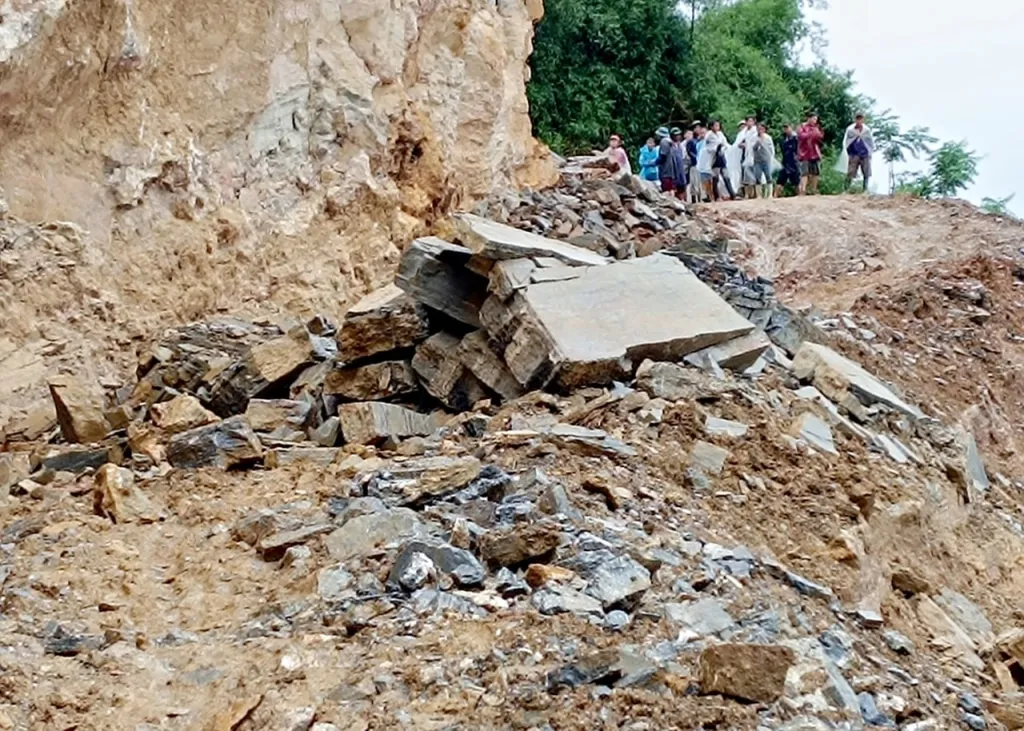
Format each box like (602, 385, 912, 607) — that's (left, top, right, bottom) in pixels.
(928, 141, 980, 197)
(891, 141, 981, 200)
(527, 0, 690, 154)
(871, 109, 937, 193)
(981, 194, 1015, 217)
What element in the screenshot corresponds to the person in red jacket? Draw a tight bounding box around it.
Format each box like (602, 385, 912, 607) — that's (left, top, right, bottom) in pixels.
(797, 112, 825, 196)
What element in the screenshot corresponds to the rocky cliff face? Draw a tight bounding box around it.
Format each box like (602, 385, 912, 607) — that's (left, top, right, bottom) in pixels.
(0, 0, 554, 316)
(0, 0, 555, 425)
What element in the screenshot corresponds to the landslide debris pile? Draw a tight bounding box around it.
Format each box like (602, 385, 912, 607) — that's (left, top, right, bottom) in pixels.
(4, 181, 1024, 730)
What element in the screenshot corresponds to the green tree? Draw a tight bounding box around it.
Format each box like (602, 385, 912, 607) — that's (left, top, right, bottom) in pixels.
(871, 109, 936, 194)
(981, 194, 1015, 217)
(527, 0, 690, 154)
(928, 141, 980, 197)
(891, 141, 981, 200)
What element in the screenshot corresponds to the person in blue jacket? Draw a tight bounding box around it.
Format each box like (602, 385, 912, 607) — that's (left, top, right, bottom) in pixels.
(638, 138, 660, 182)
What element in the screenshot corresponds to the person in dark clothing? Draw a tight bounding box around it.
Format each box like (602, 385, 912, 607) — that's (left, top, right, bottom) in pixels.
(686, 122, 702, 202)
(775, 124, 800, 197)
(670, 127, 688, 198)
(655, 126, 679, 193)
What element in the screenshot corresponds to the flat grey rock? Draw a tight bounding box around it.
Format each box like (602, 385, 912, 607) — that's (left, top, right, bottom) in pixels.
(531, 585, 604, 617)
(684, 330, 771, 372)
(792, 342, 922, 419)
(500, 255, 754, 389)
(690, 440, 730, 474)
(325, 509, 424, 561)
(704, 416, 749, 438)
(584, 555, 651, 609)
(790, 412, 837, 455)
(454, 212, 607, 267)
(664, 598, 735, 636)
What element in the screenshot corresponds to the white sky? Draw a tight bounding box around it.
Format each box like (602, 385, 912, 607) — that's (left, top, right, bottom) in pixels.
(805, 0, 1022, 212)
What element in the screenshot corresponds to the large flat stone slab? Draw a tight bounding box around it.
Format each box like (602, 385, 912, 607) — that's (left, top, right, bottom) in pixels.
(453, 213, 608, 267)
(498, 255, 754, 388)
(395, 237, 488, 327)
(792, 343, 922, 419)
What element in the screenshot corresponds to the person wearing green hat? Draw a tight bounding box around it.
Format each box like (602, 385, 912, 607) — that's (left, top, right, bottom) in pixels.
(654, 127, 679, 193)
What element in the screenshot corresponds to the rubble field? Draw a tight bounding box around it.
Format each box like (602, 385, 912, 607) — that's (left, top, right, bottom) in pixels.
(3, 161, 1024, 731)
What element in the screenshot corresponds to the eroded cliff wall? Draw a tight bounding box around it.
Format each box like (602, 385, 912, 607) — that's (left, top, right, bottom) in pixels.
(0, 0, 555, 424)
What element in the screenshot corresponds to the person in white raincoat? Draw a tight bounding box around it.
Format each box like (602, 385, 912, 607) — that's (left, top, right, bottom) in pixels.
(700, 120, 738, 201)
(735, 117, 760, 198)
(837, 112, 875, 193)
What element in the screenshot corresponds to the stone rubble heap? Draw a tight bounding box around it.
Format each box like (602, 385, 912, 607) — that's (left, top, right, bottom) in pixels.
(4, 209, 792, 479)
(1, 176, 1016, 729)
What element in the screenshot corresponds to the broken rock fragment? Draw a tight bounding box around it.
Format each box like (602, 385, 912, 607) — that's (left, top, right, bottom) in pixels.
(150, 394, 218, 434)
(792, 342, 922, 419)
(665, 598, 735, 636)
(245, 399, 313, 437)
(532, 585, 605, 617)
(454, 212, 607, 267)
(496, 255, 754, 389)
(545, 423, 636, 458)
(635, 360, 737, 402)
(690, 440, 730, 475)
(336, 284, 431, 363)
(258, 523, 334, 561)
(49, 376, 109, 444)
(396, 237, 488, 327)
(684, 330, 771, 372)
(412, 332, 489, 410)
(264, 447, 340, 469)
(388, 540, 486, 589)
(206, 333, 313, 417)
(698, 643, 796, 703)
(337, 402, 436, 445)
(705, 417, 749, 438)
(323, 361, 419, 402)
(325, 508, 424, 561)
(457, 330, 525, 402)
(584, 555, 651, 610)
(367, 456, 482, 505)
(478, 522, 562, 568)
(790, 412, 838, 455)
(93, 464, 163, 524)
(167, 416, 263, 469)
(488, 258, 536, 299)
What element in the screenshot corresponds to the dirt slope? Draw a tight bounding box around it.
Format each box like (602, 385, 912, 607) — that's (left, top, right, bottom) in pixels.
(703, 195, 1024, 310)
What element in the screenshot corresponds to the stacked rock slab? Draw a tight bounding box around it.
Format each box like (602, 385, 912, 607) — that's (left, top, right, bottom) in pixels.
(31, 212, 783, 466)
(388, 215, 761, 391)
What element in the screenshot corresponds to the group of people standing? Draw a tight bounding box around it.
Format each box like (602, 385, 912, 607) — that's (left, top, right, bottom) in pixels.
(605, 112, 875, 203)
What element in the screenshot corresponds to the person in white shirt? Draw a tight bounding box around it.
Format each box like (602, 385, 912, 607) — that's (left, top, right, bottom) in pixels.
(604, 133, 632, 176)
(839, 113, 874, 193)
